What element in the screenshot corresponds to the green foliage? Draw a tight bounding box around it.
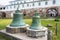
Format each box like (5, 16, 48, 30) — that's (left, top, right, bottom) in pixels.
(54, 18, 59, 22)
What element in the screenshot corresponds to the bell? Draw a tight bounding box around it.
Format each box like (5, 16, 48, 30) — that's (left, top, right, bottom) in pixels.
(6, 3, 29, 33)
(30, 10, 40, 30)
(10, 10, 26, 27)
(27, 10, 47, 38)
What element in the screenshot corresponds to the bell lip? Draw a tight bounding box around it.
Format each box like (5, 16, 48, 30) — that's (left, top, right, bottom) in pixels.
(7, 24, 29, 28)
(27, 27, 48, 31)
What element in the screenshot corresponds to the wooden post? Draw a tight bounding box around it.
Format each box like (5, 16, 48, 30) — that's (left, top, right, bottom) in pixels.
(47, 30, 52, 40)
(55, 23, 58, 35)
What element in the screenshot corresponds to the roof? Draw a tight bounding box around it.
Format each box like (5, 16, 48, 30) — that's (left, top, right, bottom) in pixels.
(9, 0, 49, 3)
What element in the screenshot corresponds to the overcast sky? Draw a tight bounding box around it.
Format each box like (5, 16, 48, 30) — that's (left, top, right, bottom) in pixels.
(0, 0, 14, 5)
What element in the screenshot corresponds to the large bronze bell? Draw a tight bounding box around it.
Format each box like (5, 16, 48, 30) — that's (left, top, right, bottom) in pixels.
(30, 10, 40, 30)
(10, 5, 26, 27)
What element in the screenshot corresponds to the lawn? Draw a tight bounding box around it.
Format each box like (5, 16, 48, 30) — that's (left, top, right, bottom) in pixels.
(0, 19, 60, 40)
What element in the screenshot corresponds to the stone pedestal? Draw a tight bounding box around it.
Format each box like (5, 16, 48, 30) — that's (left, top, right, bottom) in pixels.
(6, 24, 29, 34)
(27, 27, 47, 38)
(0, 30, 48, 40)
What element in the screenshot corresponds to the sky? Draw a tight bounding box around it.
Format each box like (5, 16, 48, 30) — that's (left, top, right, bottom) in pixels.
(0, 0, 14, 5)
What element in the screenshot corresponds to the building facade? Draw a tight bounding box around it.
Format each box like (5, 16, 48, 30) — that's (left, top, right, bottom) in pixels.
(0, 0, 60, 18)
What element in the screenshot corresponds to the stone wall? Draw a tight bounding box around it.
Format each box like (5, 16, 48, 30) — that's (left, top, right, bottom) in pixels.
(0, 11, 14, 18)
(0, 12, 2, 18)
(5, 11, 14, 18)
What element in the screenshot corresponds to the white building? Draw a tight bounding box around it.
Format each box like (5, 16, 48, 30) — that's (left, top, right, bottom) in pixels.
(0, 0, 60, 18)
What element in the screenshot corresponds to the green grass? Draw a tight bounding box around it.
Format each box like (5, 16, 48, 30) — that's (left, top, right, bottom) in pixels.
(0, 19, 60, 40)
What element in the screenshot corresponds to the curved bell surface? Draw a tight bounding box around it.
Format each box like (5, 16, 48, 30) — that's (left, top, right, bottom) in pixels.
(30, 11, 40, 30)
(10, 10, 26, 27)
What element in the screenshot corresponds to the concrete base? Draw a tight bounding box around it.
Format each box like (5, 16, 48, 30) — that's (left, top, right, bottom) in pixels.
(6, 24, 29, 34)
(0, 30, 48, 40)
(27, 27, 48, 38)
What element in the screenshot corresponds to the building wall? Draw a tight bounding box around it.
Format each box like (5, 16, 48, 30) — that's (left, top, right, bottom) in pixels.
(0, 6, 60, 18)
(0, 11, 14, 18)
(0, 0, 59, 11)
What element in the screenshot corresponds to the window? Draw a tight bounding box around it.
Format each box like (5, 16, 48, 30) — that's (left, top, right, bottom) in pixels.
(17, 2, 19, 4)
(12, 5, 14, 9)
(10, 6, 12, 9)
(0, 8, 2, 10)
(22, 4, 24, 7)
(38, 2, 41, 6)
(3, 7, 5, 9)
(20, 2, 22, 4)
(14, 5, 16, 8)
(24, 1, 26, 3)
(14, 2, 16, 8)
(6, 7, 7, 9)
(32, 3, 34, 6)
(53, 0, 55, 4)
(27, 4, 29, 7)
(7, 6, 8, 9)
(45, 1, 48, 5)
(19, 1, 20, 3)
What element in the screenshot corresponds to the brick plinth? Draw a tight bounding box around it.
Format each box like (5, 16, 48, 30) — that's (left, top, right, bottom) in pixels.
(27, 27, 48, 38)
(6, 27, 20, 34)
(6, 25, 29, 34)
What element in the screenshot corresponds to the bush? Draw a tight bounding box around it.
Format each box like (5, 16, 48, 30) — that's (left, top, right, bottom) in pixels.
(54, 19, 59, 22)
